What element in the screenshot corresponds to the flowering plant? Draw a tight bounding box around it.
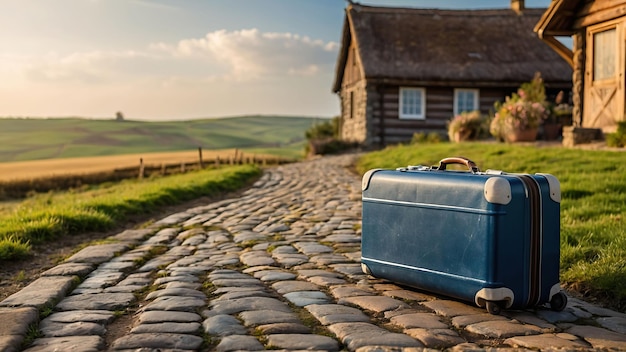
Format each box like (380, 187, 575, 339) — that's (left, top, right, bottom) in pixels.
(490, 97, 548, 134)
(490, 73, 550, 140)
(447, 110, 488, 142)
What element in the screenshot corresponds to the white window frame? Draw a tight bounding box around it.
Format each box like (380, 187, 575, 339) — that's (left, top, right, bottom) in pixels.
(454, 88, 479, 116)
(399, 87, 426, 119)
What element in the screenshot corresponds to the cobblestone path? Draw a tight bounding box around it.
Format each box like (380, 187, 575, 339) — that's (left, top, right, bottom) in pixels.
(1, 154, 626, 351)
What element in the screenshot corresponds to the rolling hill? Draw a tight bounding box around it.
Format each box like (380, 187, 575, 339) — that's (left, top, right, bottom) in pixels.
(0, 115, 327, 162)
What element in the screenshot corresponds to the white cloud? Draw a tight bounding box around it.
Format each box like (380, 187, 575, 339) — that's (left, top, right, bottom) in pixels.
(1, 28, 341, 119)
(23, 50, 160, 83)
(151, 28, 339, 80)
(21, 28, 339, 84)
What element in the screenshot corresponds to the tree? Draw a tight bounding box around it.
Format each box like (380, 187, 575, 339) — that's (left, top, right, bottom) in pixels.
(115, 111, 125, 121)
(305, 116, 339, 140)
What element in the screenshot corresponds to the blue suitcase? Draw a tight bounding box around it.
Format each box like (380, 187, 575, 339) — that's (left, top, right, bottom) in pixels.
(361, 157, 568, 314)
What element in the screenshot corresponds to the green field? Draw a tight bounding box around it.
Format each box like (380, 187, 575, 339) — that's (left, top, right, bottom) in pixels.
(0, 115, 327, 161)
(357, 142, 626, 311)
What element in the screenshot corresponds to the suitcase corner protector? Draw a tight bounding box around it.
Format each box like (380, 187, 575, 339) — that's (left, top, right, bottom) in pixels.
(362, 169, 385, 191)
(549, 283, 562, 299)
(361, 262, 372, 275)
(484, 177, 512, 205)
(536, 173, 561, 203)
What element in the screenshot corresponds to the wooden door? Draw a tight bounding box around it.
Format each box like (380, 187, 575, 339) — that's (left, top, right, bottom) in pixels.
(584, 21, 624, 132)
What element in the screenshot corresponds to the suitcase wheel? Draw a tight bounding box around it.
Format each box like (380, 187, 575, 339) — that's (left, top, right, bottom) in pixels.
(485, 301, 503, 315)
(550, 291, 568, 312)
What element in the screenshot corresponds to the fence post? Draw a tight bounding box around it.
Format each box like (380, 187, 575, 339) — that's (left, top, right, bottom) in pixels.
(216, 156, 220, 167)
(198, 147, 204, 169)
(181, 161, 185, 173)
(161, 163, 166, 175)
(138, 158, 144, 179)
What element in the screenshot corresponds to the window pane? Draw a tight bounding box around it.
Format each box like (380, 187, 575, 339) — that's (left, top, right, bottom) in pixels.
(459, 92, 467, 112)
(464, 91, 474, 111)
(455, 90, 476, 114)
(400, 88, 424, 118)
(594, 29, 616, 81)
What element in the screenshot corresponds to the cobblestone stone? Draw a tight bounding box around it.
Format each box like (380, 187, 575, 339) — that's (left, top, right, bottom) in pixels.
(404, 328, 466, 348)
(390, 313, 449, 329)
(22, 336, 105, 352)
(55, 292, 136, 311)
(340, 295, 410, 313)
(110, 333, 203, 350)
(266, 333, 340, 351)
(39, 320, 106, 337)
(567, 325, 626, 349)
(0, 276, 77, 308)
(0, 307, 37, 337)
(504, 333, 590, 349)
(466, 320, 543, 338)
(65, 243, 130, 264)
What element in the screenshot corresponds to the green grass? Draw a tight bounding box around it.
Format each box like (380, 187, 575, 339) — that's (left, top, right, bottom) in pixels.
(0, 165, 261, 260)
(0, 115, 328, 162)
(357, 142, 626, 310)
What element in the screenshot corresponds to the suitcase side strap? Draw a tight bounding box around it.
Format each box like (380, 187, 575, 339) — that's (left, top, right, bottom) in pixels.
(517, 175, 543, 307)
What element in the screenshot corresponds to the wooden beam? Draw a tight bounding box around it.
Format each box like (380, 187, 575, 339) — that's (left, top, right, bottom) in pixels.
(574, 5, 626, 28)
(542, 36, 575, 68)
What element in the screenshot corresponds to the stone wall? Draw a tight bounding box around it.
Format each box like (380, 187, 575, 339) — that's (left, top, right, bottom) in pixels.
(340, 80, 369, 145)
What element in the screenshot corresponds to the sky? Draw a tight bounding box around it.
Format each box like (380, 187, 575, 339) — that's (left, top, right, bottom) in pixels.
(0, 0, 552, 121)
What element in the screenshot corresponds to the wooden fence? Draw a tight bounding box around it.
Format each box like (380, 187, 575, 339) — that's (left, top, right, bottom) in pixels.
(136, 147, 291, 179)
(0, 148, 294, 199)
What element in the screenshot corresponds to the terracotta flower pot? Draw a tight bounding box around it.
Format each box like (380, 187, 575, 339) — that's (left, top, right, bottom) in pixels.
(542, 123, 562, 140)
(453, 129, 474, 142)
(505, 128, 538, 143)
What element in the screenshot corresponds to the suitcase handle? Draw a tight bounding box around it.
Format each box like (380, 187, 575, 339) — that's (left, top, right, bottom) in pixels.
(437, 157, 480, 173)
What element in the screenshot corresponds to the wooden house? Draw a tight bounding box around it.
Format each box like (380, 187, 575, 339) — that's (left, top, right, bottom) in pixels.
(332, 1, 572, 146)
(535, 0, 626, 135)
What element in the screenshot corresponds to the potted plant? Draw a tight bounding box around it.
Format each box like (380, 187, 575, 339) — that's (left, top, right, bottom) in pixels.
(542, 91, 572, 140)
(490, 73, 549, 142)
(447, 110, 488, 142)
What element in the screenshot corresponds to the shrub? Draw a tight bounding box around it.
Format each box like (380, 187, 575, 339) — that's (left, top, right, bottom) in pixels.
(447, 110, 489, 142)
(606, 121, 626, 148)
(411, 132, 443, 144)
(306, 138, 358, 156)
(305, 116, 357, 156)
(305, 117, 339, 140)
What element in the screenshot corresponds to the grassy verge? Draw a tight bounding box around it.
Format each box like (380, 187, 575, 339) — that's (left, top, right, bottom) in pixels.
(356, 142, 626, 311)
(0, 165, 262, 260)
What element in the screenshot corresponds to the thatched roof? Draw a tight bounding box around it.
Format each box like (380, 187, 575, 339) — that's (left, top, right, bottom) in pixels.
(534, 0, 582, 37)
(333, 4, 572, 92)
